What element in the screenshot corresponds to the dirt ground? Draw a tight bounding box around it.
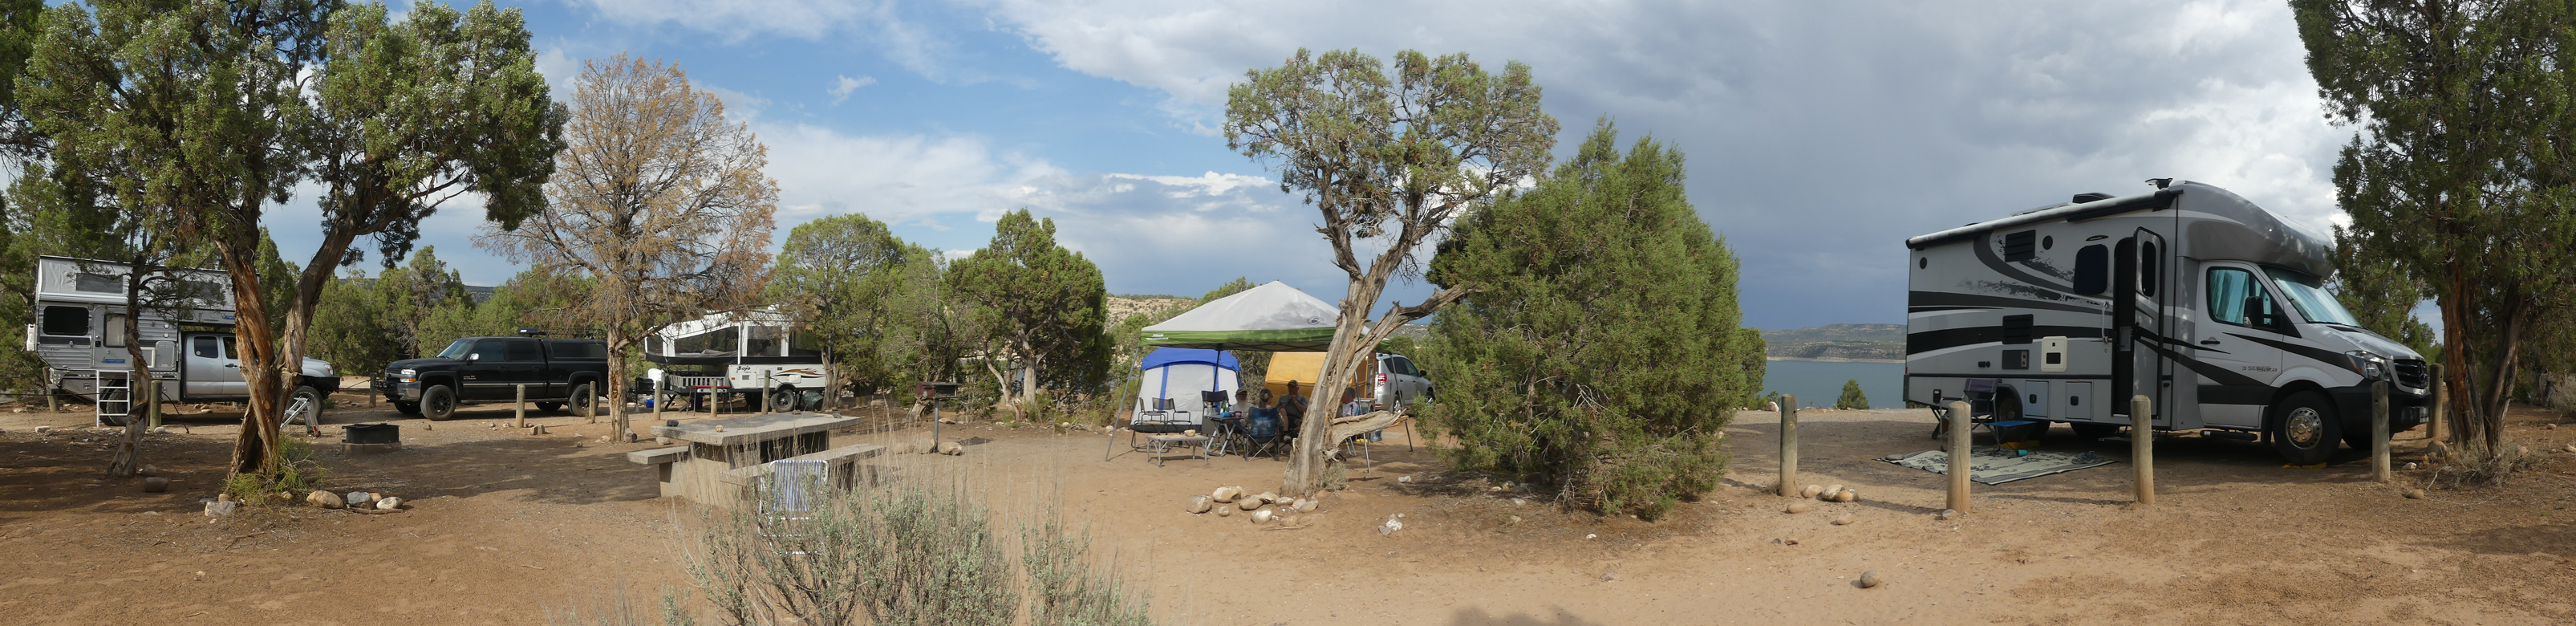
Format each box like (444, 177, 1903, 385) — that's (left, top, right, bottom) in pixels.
(3, 386, 2574, 625)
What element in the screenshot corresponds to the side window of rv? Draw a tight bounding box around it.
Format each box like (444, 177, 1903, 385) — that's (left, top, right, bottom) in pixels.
(788, 332, 824, 357)
(103, 313, 128, 348)
(2207, 267, 2276, 327)
(73, 273, 119, 293)
(193, 336, 218, 359)
(39, 306, 88, 336)
(2137, 241, 2160, 297)
(2071, 245, 2110, 295)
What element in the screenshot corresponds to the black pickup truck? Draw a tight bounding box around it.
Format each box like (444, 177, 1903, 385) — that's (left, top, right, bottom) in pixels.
(376, 336, 611, 421)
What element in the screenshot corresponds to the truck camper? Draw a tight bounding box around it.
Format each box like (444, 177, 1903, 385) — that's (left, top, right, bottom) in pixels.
(23, 256, 338, 427)
(1903, 180, 2430, 464)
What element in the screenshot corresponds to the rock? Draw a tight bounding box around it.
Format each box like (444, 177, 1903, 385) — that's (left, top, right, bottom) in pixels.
(2404, 461, 2420, 470)
(2428, 441, 2452, 460)
(1251, 509, 1276, 523)
(138, 465, 160, 478)
(1505, 514, 1522, 526)
(1187, 494, 1214, 514)
(2403, 489, 2425, 499)
(1237, 496, 1263, 511)
(1937, 509, 1957, 522)
(34, 426, 51, 433)
(895, 443, 917, 454)
(1510, 498, 1527, 506)
(1821, 484, 1845, 500)
(1832, 514, 1855, 526)
(307, 490, 343, 509)
(345, 491, 378, 507)
(2564, 444, 2576, 453)
(204, 501, 237, 517)
(1800, 484, 1823, 499)
(377, 497, 403, 510)
(1766, 401, 1779, 412)
(1600, 571, 1619, 582)
(143, 477, 169, 493)
(1584, 534, 1597, 539)
(1859, 571, 1884, 588)
(1834, 490, 1857, 503)
(1215, 505, 1235, 518)
(938, 441, 963, 456)
(1785, 502, 1811, 514)
(1255, 491, 1278, 504)
(1397, 475, 1412, 483)
(1293, 498, 1318, 513)
(148, 426, 169, 434)
(1377, 517, 1403, 535)
(217, 493, 234, 503)
(1213, 486, 1243, 502)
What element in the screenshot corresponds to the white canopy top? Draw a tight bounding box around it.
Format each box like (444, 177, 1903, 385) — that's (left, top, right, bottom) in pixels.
(1140, 281, 1342, 352)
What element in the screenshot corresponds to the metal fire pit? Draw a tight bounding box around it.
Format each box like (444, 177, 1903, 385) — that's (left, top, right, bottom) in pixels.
(343, 423, 401, 454)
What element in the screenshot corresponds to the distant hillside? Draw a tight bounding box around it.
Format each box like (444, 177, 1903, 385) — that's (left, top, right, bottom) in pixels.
(1107, 295, 1191, 323)
(1762, 323, 1905, 362)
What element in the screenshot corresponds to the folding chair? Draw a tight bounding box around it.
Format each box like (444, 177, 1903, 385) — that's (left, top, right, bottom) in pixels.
(1239, 412, 1285, 461)
(1928, 378, 2043, 444)
(1199, 390, 1237, 457)
(1129, 398, 1197, 450)
(759, 459, 830, 555)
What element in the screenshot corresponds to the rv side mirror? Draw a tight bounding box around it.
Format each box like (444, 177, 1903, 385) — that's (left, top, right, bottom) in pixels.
(2243, 295, 2274, 328)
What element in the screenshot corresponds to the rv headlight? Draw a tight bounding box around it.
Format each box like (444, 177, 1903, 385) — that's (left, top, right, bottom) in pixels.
(2344, 351, 2387, 380)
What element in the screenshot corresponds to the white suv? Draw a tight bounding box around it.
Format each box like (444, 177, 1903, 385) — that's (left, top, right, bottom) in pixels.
(1369, 353, 1434, 412)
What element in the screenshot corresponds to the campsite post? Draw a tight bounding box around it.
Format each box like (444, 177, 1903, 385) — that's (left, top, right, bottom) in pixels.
(1945, 400, 1970, 512)
(1777, 394, 1798, 497)
(514, 384, 527, 429)
(2132, 395, 2155, 506)
(761, 372, 773, 413)
(2372, 380, 2392, 482)
(651, 376, 664, 425)
(2428, 364, 2447, 442)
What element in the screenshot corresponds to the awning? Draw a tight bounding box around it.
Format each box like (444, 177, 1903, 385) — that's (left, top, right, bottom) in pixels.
(1140, 281, 1340, 352)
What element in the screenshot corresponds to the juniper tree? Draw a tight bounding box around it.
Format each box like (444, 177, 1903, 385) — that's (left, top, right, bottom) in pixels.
(1836, 379, 1869, 410)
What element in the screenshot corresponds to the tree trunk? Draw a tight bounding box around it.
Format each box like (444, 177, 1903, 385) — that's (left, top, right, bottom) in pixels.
(222, 245, 286, 478)
(608, 335, 630, 442)
(108, 297, 151, 478)
(274, 217, 364, 441)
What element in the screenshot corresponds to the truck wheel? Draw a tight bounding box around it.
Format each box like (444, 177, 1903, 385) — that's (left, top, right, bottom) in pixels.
(2069, 421, 2121, 441)
(395, 401, 420, 416)
(568, 383, 594, 415)
(768, 386, 800, 412)
(421, 385, 459, 421)
(535, 401, 563, 413)
(2271, 391, 2341, 465)
(282, 385, 323, 429)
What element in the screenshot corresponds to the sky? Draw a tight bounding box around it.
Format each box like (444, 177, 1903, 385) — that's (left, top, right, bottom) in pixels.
(264, 0, 2358, 330)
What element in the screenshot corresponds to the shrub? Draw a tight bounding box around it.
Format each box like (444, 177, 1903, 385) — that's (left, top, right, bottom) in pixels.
(1835, 379, 1869, 410)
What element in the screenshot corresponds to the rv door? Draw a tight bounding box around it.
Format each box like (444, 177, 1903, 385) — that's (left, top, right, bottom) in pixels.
(2110, 228, 2175, 427)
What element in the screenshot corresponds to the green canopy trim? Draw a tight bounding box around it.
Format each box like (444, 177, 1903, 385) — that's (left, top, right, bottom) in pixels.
(1141, 327, 1337, 352)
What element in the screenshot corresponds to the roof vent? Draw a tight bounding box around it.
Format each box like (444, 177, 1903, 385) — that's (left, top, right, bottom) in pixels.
(2071, 192, 2115, 203)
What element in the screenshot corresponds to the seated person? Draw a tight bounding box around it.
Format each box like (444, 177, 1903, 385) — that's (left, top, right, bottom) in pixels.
(1276, 381, 1311, 438)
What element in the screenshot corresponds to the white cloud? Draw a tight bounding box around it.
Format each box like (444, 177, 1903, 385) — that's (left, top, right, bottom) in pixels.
(828, 75, 877, 104)
(566, 0, 963, 81)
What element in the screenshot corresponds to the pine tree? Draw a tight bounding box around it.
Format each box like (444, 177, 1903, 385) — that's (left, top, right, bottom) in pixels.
(1836, 379, 1869, 410)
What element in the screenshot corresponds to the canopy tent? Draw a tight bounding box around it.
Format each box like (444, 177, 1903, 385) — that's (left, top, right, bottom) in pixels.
(1140, 281, 1341, 352)
(1130, 348, 1242, 428)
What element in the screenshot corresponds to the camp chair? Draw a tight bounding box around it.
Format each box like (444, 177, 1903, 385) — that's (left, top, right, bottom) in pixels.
(1239, 411, 1285, 461)
(1130, 397, 1198, 449)
(759, 459, 830, 555)
(1928, 378, 2043, 444)
(1199, 390, 1238, 457)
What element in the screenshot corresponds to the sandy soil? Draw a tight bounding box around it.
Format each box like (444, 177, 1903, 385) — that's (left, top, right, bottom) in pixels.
(2, 388, 2573, 625)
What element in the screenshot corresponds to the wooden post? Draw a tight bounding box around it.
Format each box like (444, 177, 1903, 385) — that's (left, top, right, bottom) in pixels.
(2132, 395, 2155, 506)
(369, 377, 378, 407)
(1778, 394, 1798, 497)
(514, 384, 526, 429)
(2372, 380, 2392, 482)
(585, 381, 598, 424)
(762, 371, 774, 413)
(146, 381, 160, 429)
(2428, 363, 2447, 443)
(652, 376, 665, 424)
(1946, 400, 1970, 513)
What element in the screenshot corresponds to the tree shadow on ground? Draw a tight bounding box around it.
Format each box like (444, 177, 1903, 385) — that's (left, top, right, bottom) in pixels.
(326, 437, 658, 506)
(1447, 607, 1600, 626)
(2430, 522, 2576, 559)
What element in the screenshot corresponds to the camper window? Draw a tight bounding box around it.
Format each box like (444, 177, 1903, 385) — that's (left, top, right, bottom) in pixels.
(104, 313, 128, 348)
(73, 273, 118, 294)
(2207, 267, 2279, 328)
(2072, 246, 2109, 295)
(39, 306, 87, 337)
(789, 332, 824, 357)
(672, 327, 739, 357)
(2137, 241, 2160, 297)
(747, 325, 785, 357)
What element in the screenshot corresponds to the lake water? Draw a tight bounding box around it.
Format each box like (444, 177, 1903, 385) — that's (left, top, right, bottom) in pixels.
(1759, 360, 1905, 409)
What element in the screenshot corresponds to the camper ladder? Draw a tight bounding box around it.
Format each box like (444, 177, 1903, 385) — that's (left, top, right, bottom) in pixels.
(95, 370, 132, 425)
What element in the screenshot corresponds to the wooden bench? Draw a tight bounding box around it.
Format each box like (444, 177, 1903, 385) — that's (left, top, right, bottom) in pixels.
(719, 442, 889, 490)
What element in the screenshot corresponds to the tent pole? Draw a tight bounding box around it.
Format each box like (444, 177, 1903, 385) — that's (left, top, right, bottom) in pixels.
(1104, 364, 1141, 461)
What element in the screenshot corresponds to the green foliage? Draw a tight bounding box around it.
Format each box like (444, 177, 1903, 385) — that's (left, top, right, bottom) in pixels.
(2294, 0, 2576, 461)
(418, 266, 592, 353)
(768, 213, 931, 396)
(2328, 226, 2438, 359)
(310, 246, 479, 378)
(1425, 120, 1759, 519)
(1835, 379, 1869, 410)
(946, 209, 1110, 400)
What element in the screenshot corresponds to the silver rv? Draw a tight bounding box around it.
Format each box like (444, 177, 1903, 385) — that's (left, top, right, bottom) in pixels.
(23, 256, 339, 427)
(1902, 180, 2431, 464)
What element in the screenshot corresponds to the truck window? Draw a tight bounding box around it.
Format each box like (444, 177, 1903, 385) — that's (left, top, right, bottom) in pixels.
(39, 306, 88, 336)
(193, 335, 218, 358)
(221, 336, 237, 360)
(2207, 267, 2278, 327)
(469, 339, 512, 362)
(103, 313, 128, 348)
(505, 339, 546, 362)
(2072, 246, 2108, 295)
(436, 339, 474, 360)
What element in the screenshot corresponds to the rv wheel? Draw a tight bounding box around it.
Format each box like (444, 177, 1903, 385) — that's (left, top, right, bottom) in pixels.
(2270, 391, 2341, 465)
(420, 385, 459, 421)
(768, 386, 801, 412)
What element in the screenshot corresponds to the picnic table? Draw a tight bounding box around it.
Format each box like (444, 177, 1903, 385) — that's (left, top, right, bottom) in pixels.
(627, 411, 883, 506)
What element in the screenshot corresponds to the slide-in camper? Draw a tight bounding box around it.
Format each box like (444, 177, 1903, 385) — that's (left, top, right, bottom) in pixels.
(23, 256, 338, 427)
(1902, 180, 2430, 464)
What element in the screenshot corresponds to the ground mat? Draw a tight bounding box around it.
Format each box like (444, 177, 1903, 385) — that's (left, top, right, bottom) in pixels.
(1880, 448, 2118, 485)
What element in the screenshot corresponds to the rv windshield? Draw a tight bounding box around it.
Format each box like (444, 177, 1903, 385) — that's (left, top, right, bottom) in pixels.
(2265, 268, 2361, 327)
(436, 339, 475, 360)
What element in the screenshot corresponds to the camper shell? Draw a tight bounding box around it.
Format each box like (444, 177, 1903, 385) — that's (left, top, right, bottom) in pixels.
(23, 256, 339, 425)
(1903, 181, 2431, 464)
(639, 309, 830, 412)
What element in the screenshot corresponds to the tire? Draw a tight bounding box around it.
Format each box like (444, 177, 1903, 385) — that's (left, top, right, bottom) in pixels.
(2069, 421, 2122, 441)
(2270, 391, 2341, 465)
(282, 385, 323, 429)
(395, 401, 420, 416)
(420, 384, 459, 421)
(768, 386, 800, 412)
(535, 401, 563, 413)
(567, 382, 594, 416)
(99, 414, 128, 427)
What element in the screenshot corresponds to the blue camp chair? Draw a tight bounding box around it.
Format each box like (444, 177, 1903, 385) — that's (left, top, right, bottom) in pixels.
(1929, 378, 2043, 443)
(1240, 410, 1284, 461)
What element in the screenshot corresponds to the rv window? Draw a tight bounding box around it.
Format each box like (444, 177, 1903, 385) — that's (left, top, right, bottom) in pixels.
(2072, 246, 2109, 295)
(2207, 267, 2278, 327)
(788, 332, 824, 357)
(747, 325, 785, 357)
(39, 306, 88, 336)
(2138, 241, 2160, 297)
(643, 335, 663, 356)
(672, 327, 739, 357)
(104, 313, 129, 348)
(73, 273, 119, 294)
(181, 279, 224, 302)
(2002, 230, 2037, 262)
(193, 336, 218, 359)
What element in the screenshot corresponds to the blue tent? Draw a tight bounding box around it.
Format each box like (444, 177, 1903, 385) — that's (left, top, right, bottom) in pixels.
(1131, 348, 1242, 429)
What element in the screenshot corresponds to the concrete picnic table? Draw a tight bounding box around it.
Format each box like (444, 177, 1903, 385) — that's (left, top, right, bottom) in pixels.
(627, 411, 884, 505)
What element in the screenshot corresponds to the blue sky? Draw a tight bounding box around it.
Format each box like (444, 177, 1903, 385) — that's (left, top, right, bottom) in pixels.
(266, 0, 2360, 330)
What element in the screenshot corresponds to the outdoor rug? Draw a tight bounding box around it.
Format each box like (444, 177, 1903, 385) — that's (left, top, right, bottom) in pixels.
(1880, 448, 2118, 485)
